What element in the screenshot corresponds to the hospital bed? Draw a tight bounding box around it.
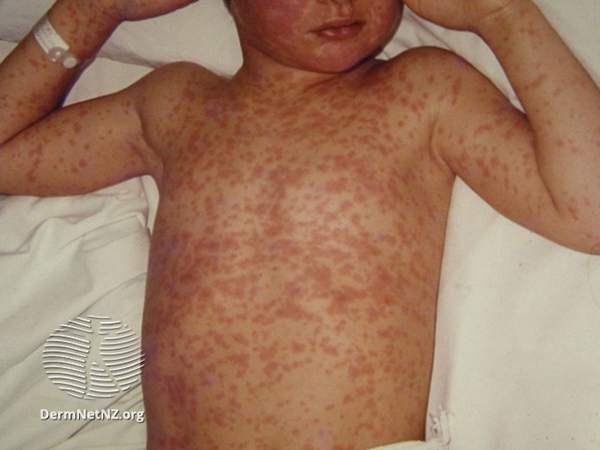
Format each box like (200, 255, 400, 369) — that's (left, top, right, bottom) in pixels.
(0, 0, 598, 448)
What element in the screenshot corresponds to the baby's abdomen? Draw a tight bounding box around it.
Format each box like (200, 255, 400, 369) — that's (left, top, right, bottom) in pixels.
(143, 230, 441, 448)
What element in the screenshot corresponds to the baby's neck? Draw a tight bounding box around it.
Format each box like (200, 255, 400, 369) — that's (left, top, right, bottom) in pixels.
(230, 55, 379, 100)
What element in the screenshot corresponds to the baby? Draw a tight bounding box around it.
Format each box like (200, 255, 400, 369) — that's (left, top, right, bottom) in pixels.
(0, 0, 598, 448)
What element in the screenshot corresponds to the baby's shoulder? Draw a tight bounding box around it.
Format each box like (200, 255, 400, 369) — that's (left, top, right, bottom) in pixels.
(131, 61, 228, 127)
(135, 61, 225, 101)
(384, 46, 472, 77)
(367, 46, 491, 121)
(127, 62, 227, 154)
(372, 47, 478, 95)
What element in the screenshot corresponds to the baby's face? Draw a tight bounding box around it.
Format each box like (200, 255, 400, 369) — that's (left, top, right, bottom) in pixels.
(230, 0, 402, 73)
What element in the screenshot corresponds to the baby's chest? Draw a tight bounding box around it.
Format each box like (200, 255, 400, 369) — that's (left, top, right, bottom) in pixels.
(172, 95, 428, 187)
(160, 89, 451, 229)
(164, 119, 446, 240)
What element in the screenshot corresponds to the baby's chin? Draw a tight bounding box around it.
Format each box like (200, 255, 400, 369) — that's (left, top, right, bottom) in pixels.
(289, 45, 383, 75)
(305, 57, 376, 75)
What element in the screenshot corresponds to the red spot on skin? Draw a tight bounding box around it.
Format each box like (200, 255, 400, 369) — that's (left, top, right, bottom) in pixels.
(263, 361, 281, 379)
(475, 158, 491, 178)
(232, 333, 250, 346)
(178, 271, 198, 284)
(228, 354, 250, 377)
(526, 73, 548, 90)
(319, 338, 339, 356)
(291, 341, 306, 354)
(503, 129, 516, 140)
(474, 123, 493, 136)
(183, 88, 197, 101)
(258, 342, 279, 362)
(451, 78, 461, 105)
(567, 205, 580, 221)
(28, 144, 44, 157)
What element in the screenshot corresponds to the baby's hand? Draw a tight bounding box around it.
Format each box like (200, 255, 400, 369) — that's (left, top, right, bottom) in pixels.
(402, 0, 524, 33)
(88, 0, 199, 23)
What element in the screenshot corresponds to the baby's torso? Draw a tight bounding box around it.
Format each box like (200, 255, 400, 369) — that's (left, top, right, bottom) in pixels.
(142, 60, 456, 449)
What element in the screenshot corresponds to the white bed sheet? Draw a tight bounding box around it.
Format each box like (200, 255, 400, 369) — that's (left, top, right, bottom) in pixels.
(0, 1, 599, 448)
(0, 41, 153, 449)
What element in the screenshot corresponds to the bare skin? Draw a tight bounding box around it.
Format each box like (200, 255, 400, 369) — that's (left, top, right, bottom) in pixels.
(0, 0, 599, 448)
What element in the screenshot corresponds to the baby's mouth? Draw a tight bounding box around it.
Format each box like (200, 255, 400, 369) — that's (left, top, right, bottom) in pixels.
(312, 19, 365, 40)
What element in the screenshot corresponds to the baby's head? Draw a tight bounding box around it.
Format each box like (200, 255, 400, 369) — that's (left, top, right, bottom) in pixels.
(224, 0, 403, 74)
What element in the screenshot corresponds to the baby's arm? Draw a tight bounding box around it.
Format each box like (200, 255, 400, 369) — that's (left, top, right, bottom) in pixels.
(0, 1, 118, 147)
(0, 0, 197, 196)
(409, 0, 600, 253)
